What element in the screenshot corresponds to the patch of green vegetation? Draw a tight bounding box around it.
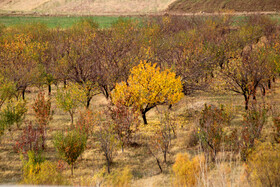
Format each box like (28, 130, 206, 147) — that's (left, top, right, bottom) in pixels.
(0, 16, 133, 28)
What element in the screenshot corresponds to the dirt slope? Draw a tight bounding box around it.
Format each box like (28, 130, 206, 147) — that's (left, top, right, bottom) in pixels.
(168, 0, 280, 13)
(0, 0, 177, 15)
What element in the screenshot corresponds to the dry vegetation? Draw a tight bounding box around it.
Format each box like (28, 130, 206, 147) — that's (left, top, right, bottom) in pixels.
(168, 0, 280, 13)
(0, 15, 280, 186)
(0, 81, 279, 185)
(0, 0, 176, 15)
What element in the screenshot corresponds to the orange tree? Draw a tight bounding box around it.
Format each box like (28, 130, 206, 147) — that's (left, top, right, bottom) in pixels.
(112, 61, 183, 124)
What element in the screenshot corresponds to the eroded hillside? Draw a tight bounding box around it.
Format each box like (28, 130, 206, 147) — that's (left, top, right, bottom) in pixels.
(0, 0, 176, 15)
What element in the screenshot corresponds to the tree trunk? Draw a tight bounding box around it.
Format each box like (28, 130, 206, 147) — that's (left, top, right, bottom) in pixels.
(22, 89, 25, 100)
(268, 79, 271, 89)
(244, 95, 249, 110)
(41, 127, 46, 150)
(142, 111, 148, 125)
(86, 96, 92, 109)
(71, 164, 74, 176)
(107, 159, 110, 173)
(121, 143, 124, 153)
(168, 104, 172, 109)
(156, 157, 163, 173)
(48, 84, 51, 95)
(64, 80, 67, 88)
(163, 151, 167, 163)
(262, 86, 266, 96)
(70, 112, 74, 125)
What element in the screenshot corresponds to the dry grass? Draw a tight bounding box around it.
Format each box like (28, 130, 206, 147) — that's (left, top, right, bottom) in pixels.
(0, 0, 177, 15)
(0, 80, 280, 185)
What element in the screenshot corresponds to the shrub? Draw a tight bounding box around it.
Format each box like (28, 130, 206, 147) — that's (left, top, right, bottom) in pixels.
(172, 153, 205, 187)
(94, 120, 118, 174)
(56, 83, 87, 124)
(187, 128, 199, 148)
(246, 142, 280, 186)
(153, 111, 177, 163)
(53, 130, 87, 176)
(32, 92, 53, 150)
(14, 121, 42, 155)
(0, 99, 27, 130)
(240, 102, 268, 161)
(106, 167, 133, 187)
(272, 116, 280, 143)
(75, 109, 95, 137)
(198, 104, 231, 161)
(79, 167, 133, 187)
(106, 102, 140, 152)
(21, 151, 68, 185)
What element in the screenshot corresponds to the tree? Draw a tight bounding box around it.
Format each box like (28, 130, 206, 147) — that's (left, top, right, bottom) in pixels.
(94, 120, 118, 174)
(0, 98, 27, 130)
(55, 19, 99, 108)
(32, 92, 53, 150)
(240, 102, 268, 161)
(95, 19, 141, 99)
(0, 75, 17, 109)
(220, 47, 271, 110)
(56, 83, 87, 125)
(112, 61, 183, 124)
(0, 31, 46, 99)
(198, 104, 232, 161)
(53, 130, 87, 176)
(106, 102, 140, 152)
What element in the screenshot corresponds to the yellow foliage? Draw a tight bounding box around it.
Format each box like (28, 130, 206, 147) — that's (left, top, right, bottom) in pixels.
(172, 153, 205, 187)
(21, 152, 68, 185)
(112, 61, 183, 111)
(79, 167, 133, 187)
(246, 142, 280, 186)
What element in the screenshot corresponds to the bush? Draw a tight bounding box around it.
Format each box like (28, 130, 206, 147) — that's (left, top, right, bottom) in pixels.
(56, 83, 87, 124)
(21, 151, 68, 185)
(172, 153, 205, 187)
(106, 167, 133, 187)
(14, 121, 42, 154)
(0, 99, 27, 130)
(32, 92, 53, 149)
(79, 167, 133, 187)
(240, 102, 268, 160)
(198, 104, 232, 161)
(53, 130, 87, 176)
(94, 121, 118, 174)
(187, 128, 199, 148)
(106, 102, 140, 152)
(272, 116, 280, 143)
(246, 142, 280, 186)
(75, 109, 95, 137)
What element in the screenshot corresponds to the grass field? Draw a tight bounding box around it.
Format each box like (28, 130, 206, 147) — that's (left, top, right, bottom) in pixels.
(0, 16, 125, 28)
(0, 14, 279, 29)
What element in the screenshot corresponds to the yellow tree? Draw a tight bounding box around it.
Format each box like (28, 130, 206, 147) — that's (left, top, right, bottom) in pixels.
(112, 61, 183, 124)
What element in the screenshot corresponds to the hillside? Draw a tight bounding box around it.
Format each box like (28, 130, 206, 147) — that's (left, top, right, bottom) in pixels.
(0, 0, 176, 15)
(168, 0, 280, 13)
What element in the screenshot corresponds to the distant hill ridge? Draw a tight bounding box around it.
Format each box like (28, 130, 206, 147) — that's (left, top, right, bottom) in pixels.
(168, 0, 280, 13)
(0, 0, 279, 15)
(0, 0, 176, 15)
